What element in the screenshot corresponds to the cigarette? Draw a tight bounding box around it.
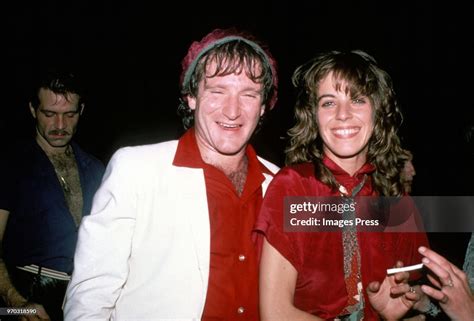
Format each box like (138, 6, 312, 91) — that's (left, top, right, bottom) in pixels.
(387, 263, 423, 274)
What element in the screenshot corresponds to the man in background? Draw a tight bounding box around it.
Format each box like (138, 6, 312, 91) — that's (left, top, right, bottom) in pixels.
(401, 150, 416, 194)
(0, 68, 105, 320)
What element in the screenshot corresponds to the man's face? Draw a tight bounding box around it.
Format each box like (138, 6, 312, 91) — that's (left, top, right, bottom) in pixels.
(30, 88, 82, 154)
(187, 61, 265, 159)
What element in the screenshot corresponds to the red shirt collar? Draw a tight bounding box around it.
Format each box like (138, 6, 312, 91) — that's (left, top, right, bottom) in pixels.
(322, 155, 375, 190)
(173, 127, 274, 176)
(322, 155, 375, 177)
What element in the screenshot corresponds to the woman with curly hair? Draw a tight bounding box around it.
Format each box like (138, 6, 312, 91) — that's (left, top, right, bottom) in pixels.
(255, 50, 429, 320)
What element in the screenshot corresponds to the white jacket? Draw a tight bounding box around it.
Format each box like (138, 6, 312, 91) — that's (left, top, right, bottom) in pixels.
(64, 140, 278, 320)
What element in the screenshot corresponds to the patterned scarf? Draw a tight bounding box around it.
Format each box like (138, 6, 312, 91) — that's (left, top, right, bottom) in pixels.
(338, 175, 366, 321)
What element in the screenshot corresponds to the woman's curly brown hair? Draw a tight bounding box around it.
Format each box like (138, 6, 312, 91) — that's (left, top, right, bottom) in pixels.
(286, 50, 407, 196)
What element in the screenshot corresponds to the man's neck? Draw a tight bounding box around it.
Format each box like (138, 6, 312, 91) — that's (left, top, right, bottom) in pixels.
(35, 136, 70, 156)
(225, 155, 248, 196)
(200, 149, 246, 175)
(199, 147, 249, 196)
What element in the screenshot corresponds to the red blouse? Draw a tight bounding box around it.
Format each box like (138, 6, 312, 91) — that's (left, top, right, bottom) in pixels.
(174, 128, 273, 321)
(254, 157, 429, 320)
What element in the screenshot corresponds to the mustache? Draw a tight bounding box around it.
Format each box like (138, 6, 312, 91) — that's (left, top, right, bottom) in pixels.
(49, 129, 70, 136)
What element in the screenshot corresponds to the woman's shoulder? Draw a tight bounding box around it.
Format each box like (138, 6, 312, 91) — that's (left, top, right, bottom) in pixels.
(266, 162, 322, 192)
(276, 162, 315, 179)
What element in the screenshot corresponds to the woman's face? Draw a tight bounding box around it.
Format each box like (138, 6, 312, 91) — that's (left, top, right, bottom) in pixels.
(316, 72, 374, 172)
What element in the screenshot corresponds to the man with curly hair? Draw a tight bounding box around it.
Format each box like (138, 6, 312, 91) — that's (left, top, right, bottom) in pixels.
(64, 28, 279, 320)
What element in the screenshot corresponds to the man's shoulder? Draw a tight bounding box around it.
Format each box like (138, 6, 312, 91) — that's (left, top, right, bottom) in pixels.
(115, 140, 178, 155)
(110, 140, 179, 165)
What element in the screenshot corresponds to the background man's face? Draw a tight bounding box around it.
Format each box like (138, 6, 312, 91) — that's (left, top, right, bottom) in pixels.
(30, 88, 82, 153)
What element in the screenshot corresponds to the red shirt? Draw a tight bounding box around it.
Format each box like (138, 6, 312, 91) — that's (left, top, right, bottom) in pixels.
(173, 128, 273, 321)
(255, 157, 429, 320)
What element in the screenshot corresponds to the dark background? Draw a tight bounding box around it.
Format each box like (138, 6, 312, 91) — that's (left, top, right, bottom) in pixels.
(3, 0, 473, 196)
(2, 0, 474, 311)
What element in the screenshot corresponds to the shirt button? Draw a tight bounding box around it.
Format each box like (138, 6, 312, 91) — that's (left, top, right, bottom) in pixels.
(238, 254, 246, 261)
(237, 306, 245, 314)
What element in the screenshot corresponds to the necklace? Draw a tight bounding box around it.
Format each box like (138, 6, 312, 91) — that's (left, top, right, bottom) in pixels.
(47, 146, 74, 195)
(45, 145, 84, 226)
(58, 174, 71, 194)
